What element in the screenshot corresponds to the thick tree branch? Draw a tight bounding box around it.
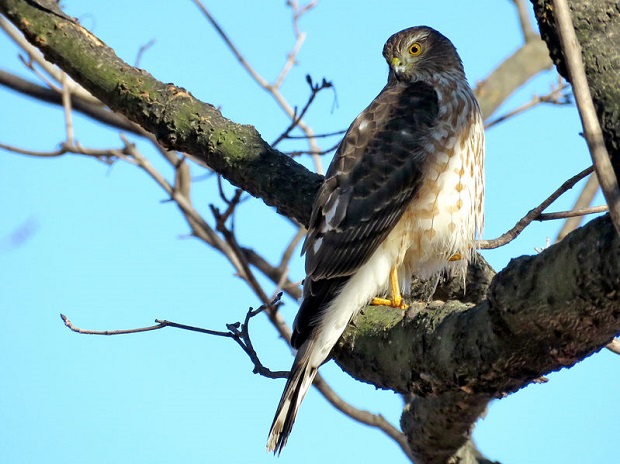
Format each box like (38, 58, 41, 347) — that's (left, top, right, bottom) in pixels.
(0, 0, 321, 226)
(334, 215, 619, 462)
(531, 0, 620, 175)
(3, 2, 619, 463)
(551, 0, 620, 235)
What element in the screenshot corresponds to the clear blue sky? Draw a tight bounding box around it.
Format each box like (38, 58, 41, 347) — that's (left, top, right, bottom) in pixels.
(1, 1, 617, 463)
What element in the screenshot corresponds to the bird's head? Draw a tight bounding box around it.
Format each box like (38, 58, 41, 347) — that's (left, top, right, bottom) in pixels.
(383, 26, 465, 83)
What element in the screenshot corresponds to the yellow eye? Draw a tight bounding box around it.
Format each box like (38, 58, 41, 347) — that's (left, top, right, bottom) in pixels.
(408, 42, 422, 56)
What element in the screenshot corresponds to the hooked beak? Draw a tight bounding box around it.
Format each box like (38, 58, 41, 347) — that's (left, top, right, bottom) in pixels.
(390, 56, 406, 75)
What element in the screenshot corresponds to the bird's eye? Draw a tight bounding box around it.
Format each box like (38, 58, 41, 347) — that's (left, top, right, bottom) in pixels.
(408, 42, 422, 56)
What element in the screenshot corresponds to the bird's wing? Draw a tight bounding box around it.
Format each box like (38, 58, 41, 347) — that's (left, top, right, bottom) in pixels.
(290, 81, 439, 348)
(302, 80, 439, 280)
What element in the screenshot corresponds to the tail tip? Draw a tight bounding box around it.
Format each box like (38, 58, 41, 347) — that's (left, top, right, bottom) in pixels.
(266, 431, 286, 456)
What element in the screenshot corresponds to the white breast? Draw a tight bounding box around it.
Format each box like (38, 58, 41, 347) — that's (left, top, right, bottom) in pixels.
(385, 81, 484, 283)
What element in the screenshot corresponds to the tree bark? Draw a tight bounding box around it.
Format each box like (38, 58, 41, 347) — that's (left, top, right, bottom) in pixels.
(531, 0, 620, 175)
(1, 1, 619, 463)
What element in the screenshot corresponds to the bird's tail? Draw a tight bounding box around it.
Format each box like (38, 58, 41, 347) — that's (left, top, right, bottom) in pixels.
(266, 341, 318, 454)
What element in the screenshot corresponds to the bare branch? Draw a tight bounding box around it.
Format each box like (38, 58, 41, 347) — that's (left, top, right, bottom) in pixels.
(0, 70, 145, 135)
(538, 205, 607, 221)
(272, 75, 333, 147)
(285, 129, 347, 139)
(475, 38, 553, 119)
(134, 38, 155, 67)
(191, 0, 324, 174)
(210, 204, 273, 305)
(240, 247, 303, 300)
(60, 72, 74, 144)
(478, 165, 594, 249)
(60, 295, 289, 379)
(61, 313, 167, 335)
(0, 15, 96, 102)
(555, 173, 600, 242)
(552, 0, 620, 235)
(485, 81, 570, 129)
(312, 375, 415, 463)
(512, 0, 538, 42)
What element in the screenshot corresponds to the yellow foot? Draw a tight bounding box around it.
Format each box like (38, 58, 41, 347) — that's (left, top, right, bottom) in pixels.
(370, 296, 408, 310)
(370, 266, 408, 310)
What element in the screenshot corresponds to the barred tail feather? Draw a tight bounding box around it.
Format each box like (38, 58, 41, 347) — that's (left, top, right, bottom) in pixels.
(266, 342, 318, 454)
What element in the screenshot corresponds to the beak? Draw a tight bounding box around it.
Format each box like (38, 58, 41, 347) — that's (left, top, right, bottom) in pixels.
(390, 56, 406, 76)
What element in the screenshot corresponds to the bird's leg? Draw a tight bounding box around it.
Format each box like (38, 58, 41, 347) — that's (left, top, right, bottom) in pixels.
(371, 267, 408, 310)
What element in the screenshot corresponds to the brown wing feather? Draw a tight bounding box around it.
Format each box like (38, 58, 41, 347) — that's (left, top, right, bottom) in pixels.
(291, 80, 439, 348)
(302, 80, 439, 280)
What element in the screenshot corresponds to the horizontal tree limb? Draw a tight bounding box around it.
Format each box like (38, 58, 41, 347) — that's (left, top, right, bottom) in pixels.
(334, 214, 619, 461)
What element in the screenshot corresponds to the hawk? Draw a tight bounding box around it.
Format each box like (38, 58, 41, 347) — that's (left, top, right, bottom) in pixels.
(267, 26, 484, 453)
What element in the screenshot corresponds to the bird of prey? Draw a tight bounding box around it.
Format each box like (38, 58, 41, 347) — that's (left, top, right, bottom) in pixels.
(267, 25, 484, 453)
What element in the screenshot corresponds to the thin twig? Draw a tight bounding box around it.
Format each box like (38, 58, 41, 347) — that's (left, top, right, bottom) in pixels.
(285, 129, 347, 139)
(312, 376, 415, 462)
(135, 39, 156, 67)
(485, 82, 570, 129)
(60, 72, 74, 144)
(556, 173, 600, 242)
(478, 165, 594, 249)
(271, 226, 306, 299)
(278, 226, 306, 272)
(60, 295, 289, 379)
(61, 314, 166, 335)
(288, 140, 341, 158)
(241, 247, 303, 300)
(552, 0, 620, 236)
(538, 205, 607, 221)
(191, 0, 324, 174)
(272, 76, 333, 147)
(0, 16, 97, 102)
(210, 205, 273, 304)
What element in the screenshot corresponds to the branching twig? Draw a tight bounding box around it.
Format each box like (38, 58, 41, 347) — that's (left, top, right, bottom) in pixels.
(191, 0, 324, 174)
(485, 81, 571, 129)
(272, 75, 333, 147)
(552, 0, 620, 236)
(478, 165, 594, 249)
(60, 294, 289, 379)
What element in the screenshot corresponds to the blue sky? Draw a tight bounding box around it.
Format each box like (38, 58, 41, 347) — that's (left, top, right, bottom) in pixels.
(1, 1, 617, 463)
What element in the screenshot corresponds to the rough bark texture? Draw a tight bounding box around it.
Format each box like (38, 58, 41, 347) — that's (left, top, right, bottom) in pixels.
(335, 215, 619, 395)
(531, 0, 620, 175)
(1, 1, 619, 463)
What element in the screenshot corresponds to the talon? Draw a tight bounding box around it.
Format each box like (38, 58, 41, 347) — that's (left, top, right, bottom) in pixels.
(370, 267, 409, 310)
